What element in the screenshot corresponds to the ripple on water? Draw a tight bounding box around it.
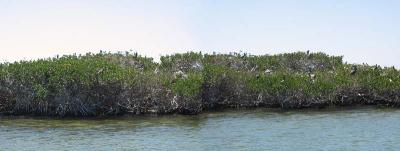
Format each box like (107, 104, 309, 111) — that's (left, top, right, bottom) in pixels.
(1, 107, 400, 151)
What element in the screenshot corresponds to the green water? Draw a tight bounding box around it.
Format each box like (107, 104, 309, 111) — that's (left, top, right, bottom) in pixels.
(1, 107, 399, 151)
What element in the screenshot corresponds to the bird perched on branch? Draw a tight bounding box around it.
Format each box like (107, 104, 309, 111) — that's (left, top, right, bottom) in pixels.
(307, 72, 316, 83)
(350, 65, 357, 75)
(264, 69, 272, 75)
(306, 50, 313, 59)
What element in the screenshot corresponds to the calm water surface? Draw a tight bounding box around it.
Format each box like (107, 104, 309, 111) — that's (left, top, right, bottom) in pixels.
(1, 107, 400, 151)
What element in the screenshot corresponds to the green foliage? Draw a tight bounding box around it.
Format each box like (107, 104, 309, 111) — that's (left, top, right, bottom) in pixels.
(172, 73, 203, 97)
(356, 66, 400, 90)
(160, 52, 203, 72)
(203, 64, 231, 85)
(33, 84, 48, 100)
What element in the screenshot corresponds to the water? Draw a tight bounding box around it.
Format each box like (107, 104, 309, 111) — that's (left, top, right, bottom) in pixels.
(1, 107, 400, 151)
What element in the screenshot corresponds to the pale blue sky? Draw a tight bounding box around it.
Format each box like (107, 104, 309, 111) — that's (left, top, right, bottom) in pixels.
(0, 0, 399, 67)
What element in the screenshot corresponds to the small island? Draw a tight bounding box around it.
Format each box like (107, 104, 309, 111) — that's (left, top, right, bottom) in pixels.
(0, 51, 399, 117)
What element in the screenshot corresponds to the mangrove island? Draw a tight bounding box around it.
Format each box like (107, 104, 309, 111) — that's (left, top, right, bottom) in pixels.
(0, 51, 399, 117)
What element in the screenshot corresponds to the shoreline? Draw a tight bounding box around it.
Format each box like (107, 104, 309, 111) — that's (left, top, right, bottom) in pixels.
(0, 105, 395, 119)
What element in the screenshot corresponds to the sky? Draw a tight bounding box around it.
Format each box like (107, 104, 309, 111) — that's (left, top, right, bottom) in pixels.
(0, 0, 399, 67)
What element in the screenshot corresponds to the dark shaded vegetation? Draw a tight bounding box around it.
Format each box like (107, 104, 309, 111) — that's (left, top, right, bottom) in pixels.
(0, 51, 399, 117)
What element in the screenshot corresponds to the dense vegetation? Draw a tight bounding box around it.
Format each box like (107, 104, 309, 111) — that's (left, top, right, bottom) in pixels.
(0, 51, 399, 117)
